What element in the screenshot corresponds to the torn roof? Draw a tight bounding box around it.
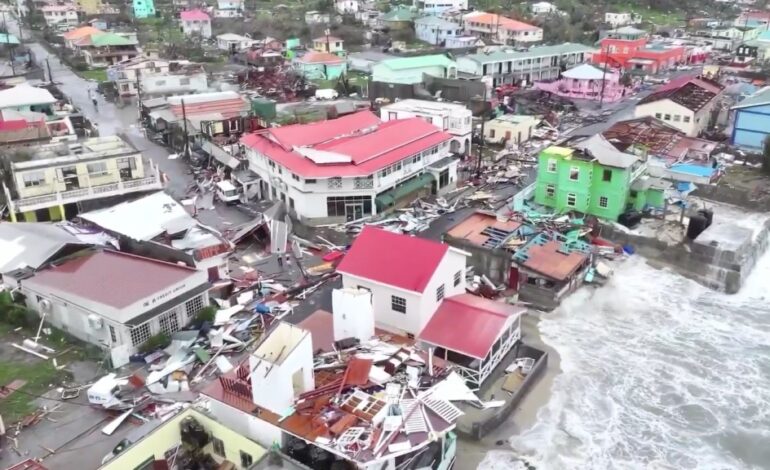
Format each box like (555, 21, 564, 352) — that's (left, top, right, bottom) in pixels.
(0, 223, 90, 274)
(570, 133, 640, 169)
(513, 232, 590, 282)
(446, 211, 523, 249)
(602, 117, 717, 161)
(336, 226, 450, 293)
(419, 294, 525, 359)
(638, 76, 724, 112)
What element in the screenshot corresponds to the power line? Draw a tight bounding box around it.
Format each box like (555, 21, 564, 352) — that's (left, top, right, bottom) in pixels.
(1, 386, 96, 407)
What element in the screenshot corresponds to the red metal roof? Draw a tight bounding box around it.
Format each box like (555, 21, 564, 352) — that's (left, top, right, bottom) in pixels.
(5, 459, 48, 470)
(336, 226, 448, 293)
(28, 250, 200, 309)
(419, 294, 525, 359)
(180, 9, 210, 20)
(299, 52, 345, 64)
(241, 111, 451, 178)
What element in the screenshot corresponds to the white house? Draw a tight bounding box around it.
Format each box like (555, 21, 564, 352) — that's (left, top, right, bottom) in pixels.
(336, 226, 468, 336)
(140, 67, 209, 96)
(216, 33, 259, 52)
(40, 5, 79, 28)
(20, 250, 209, 367)
(334, 0, 359, 14)
(107, 57, 190, 96)
(380, 99, 472, 154)
(417, 0, 468, 14)
(605, 12, 637, 27)
(240, 110, 458, 225)
(180, 9, 212, 39)
(304, 10, 331, 24)
(214, 0, 242, 17)
(531, 1, 557, 14)
(414, 16, 464, 47)
(635, 77, 724, 137)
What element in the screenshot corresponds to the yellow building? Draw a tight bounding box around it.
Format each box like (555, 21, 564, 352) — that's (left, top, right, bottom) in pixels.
(2, 135, 163, 222)
(484, 114, 542, 145)
(77, 0, 103, 14)
(99, 408, 267, 470)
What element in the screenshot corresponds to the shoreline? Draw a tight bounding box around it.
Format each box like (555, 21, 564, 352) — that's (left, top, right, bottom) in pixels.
(456, 312, 563, 469)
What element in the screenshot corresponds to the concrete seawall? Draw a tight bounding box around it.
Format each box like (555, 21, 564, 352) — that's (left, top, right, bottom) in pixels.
(599, 188, 770, 294)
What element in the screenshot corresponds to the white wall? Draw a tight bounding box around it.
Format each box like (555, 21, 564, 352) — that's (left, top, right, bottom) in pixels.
(635, 99, 698, 136)
(207, 398, 283, 449)
(141, 73, 209, 95)
(418, 249, 466, 330)
(249, 325, 314, 414)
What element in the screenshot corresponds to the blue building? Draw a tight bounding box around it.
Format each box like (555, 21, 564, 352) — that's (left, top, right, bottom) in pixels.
(731, 87, 770, 151)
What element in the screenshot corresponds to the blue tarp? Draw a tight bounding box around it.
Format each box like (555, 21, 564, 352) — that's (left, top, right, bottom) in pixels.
(670, 163, 715, 178)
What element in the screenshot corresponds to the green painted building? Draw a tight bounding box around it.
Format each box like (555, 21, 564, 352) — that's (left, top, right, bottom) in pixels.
(534, 134, 667, 220)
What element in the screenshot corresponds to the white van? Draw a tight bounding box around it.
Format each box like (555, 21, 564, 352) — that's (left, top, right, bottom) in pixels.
(215, 180, 240, 205)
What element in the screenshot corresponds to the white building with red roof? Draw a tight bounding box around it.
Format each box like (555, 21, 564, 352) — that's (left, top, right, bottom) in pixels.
(336, 226, 468, 336)
(462, 12, 543, 44)
(240, 111, 458, 224)
(20, 250, 210, 367)
(180, 9, 212, 38)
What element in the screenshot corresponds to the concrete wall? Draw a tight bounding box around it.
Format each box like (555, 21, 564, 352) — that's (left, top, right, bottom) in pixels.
(443, 236, 511, 284)
(342, 274, 425, 336)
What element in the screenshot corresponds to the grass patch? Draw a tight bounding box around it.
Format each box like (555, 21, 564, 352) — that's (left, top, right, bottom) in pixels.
(80, 69, 108, 83)
(0, 358, 70, 424)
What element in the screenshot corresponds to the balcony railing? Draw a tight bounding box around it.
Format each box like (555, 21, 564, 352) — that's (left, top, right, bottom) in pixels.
(13, 173, 163, 213)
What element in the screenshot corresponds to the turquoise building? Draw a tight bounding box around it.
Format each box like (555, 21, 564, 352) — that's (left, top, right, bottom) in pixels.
(731, 87, 770, 150)
(371, 54, 457, 85)
(133, 0, 155, 18)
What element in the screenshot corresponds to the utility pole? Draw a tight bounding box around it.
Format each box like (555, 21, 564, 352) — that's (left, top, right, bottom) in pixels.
(599, 42, 610, 109)
(2, 11, 15, 76)
(181, 98, 189, 157)
(135, 73, 143, 121)
(46, 58, 52, 82)
(475, 87, 488, 178)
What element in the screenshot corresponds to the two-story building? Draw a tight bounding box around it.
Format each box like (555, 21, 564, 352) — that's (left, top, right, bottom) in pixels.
(240, 111, 457, 224)
(132, 0, 155, 18)
(140, 65, 209, 97)
(334, 0, 359, 14)
(337, 226, 468, 336)
(604, 12, 638, 27)
(214, 0, 242, 17)
(107, 57, 190, 96)
(372, 54, 457, 85)
(19, 250, 209, 367)
(293, 52, 347, 80)
(216, 33, 259, 53)
(415, 0, 467, 14)
(0, 84, 75, 145)
(731, 86, 770, 151)
(462, 12, 542, 44)
(533, 135, 664, 221)
(531, 1, 558, 14)
(73, 32, 140, 67)
(180, 9, 212, 39)
(40, 4, 79, 28)
(457, 42, 595, 87)
(380, 99, 472, 154)
(634, 76, 724, 137)
(3, 135, 163, 223)
(414, 16, 467, 47)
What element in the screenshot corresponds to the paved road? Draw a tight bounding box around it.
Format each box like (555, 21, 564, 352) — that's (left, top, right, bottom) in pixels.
(7, 15, 254, 229)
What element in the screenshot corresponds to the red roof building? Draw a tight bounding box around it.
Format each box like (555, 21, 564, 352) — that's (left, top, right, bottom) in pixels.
(463, 12, 543, 43)
(337, 227, 468, 336)
(592, 36, 687, 73)
(419, 294, 525, 386)
(240, 111, 458, 224)
(20, 250, 210, 365)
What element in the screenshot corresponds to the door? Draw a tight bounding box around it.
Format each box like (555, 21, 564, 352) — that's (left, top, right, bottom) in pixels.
(58, 166, 79, 191)
(509, 266, 520, 291)
(504, 131, 511, 141)
(345, 203, 363, 222)
(117, 157, 136, 180)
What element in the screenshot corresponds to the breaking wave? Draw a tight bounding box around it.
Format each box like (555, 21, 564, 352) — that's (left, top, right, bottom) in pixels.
(489, 254, 770, 470)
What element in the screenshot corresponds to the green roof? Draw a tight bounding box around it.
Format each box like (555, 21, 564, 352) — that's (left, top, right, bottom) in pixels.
(379, 54, 455, 70)
(463, 42, 596, 64)
(90, 32, 136, 47)
(733, 86, 770, 109)
(383, 6, 416, 22)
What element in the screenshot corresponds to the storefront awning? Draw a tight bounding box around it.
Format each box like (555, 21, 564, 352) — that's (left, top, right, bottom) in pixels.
(375, 173, 434, 211)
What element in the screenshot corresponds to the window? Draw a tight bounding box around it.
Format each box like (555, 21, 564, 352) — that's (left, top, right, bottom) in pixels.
(130, 323, 151, 347)
(328, 177, 343, 189)
(240, 451, 253, 468)
(664, 114, 671, 121)
(291, 173, 300, 181)
(22, 171, 45, 187)
(453, 270, 462, 287)
(184, 295, 204, 319)
(598, 196, 609, 208)
(155, 79, 166, 86)
(180, 78, 190, 85)
(566, 192, 577, 207)
(489, 129, 496, 138)
(117, 157, 136, 171)
(602, 169, 612, 182)
(305, 179, 317, 184)
(683, 116, 691, 123)
(211, 437, 225, 457)
(569, 167, 579, 181)
(673, 114, 681, 122)
(109, 325, 117, 343)
(545, 184, 555, 198)
(391, 295, 406, 313)
(87, 162, 108, 177)
(326, 195, 372, 217)
(436, 284, 445, 302)
(630, 190, 638, 198)
(546, 159, 557, 173)
(158, 310, 180, 335)
(655, 113, 662, 119)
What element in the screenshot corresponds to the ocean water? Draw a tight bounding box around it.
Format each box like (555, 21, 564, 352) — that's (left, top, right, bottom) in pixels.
(481, 253, 770, 470)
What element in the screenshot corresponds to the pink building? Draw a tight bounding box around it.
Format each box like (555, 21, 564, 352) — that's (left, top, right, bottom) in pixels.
(534, 63, 631, 102)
